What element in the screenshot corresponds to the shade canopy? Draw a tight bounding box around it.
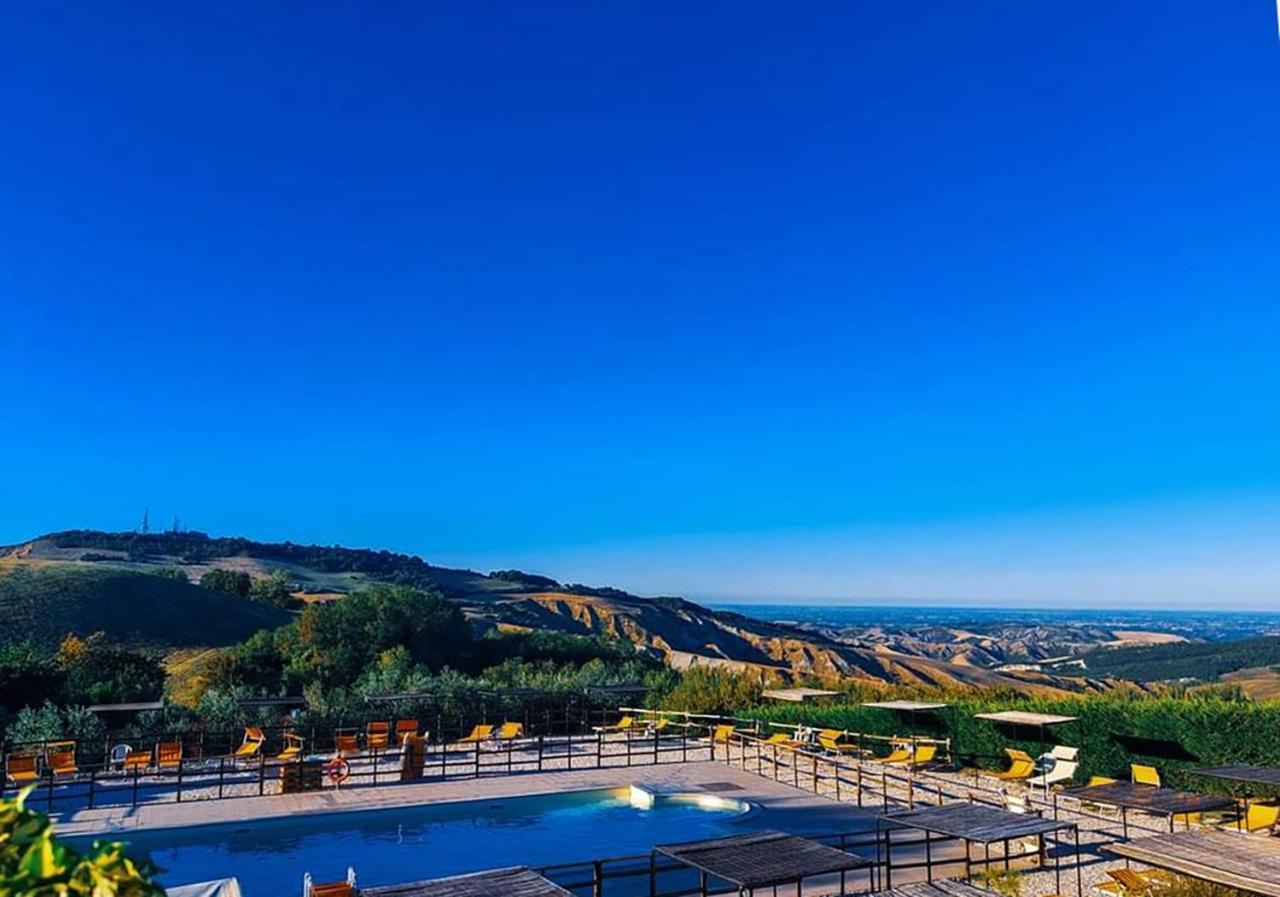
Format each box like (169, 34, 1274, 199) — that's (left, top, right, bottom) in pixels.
(1105, 830, 1280, 897)
(362, 867, 573, 897)
(234, 696, 306, 708)
(973, 711, 1078, 727)
(1196, 765, 1280, 790)
(862, 701, 950, 713)
(656, 830, 870, 889)
(762, 688, 841, 703)
(881, 802, 1075, 843)
(86, 701, 165, 713)
(1064, 781, 1235, 817)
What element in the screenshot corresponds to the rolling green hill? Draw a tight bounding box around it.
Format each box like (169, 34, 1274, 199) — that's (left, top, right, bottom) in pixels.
(1085, 635, 1280, 683)
(0, 566, 291, 652)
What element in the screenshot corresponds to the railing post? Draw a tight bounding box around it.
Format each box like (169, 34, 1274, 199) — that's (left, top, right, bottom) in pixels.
(537, 735, 544, 772)
(474, 742, 480, 779)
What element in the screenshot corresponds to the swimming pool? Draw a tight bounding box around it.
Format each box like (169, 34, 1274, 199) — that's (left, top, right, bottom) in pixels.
(86, 787, 753, 896)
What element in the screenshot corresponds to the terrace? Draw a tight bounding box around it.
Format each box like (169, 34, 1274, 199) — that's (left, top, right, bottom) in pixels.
(17, 703, 1280, 897)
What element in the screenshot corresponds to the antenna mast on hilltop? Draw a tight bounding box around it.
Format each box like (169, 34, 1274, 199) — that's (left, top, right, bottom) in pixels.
(139, 507, 150, 534)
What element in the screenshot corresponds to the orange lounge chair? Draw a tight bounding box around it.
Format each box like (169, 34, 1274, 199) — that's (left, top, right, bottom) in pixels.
(157, 740, 183, 770)
(122, 747, 153, 773)
(5, 750, 39, 785)
(457, 724, 494, 744)
(366, 721, 391, 751)
(234, 727, 266, 761)
(394, 720, 419, 743)
(992, 748, 1036, 781)
(334, 732, 360, 756)
(46, 742, 78, 778)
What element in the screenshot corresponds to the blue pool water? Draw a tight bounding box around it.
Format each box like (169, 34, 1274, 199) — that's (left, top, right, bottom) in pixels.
(89, 788, 750, 896)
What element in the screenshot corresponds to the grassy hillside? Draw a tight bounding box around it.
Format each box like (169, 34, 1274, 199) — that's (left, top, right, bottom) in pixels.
(0, 566, 291, 651)
(1085, 635, 1280, 683)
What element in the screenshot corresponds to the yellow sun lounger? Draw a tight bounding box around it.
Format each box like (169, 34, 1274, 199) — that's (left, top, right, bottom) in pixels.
(711, 725, 736, 744)
(1131, 764, 1161, 787)
(763, 733, 805, 750)
(992, 748, 1036, 781)
(887, 744, 937, 769)
(817, 733, 863, 756)
(596, 715, 640, 733)
(234, 727, 266, 760)
(275, 733, 305, 762)
(878, 743, 915, 765)
(495, 722, 525, 741)
(5, 750, 39, 785)
(457, 724, 495, 744)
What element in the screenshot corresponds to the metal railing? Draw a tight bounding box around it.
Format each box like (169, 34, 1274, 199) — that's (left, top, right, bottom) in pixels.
(6, 726, 717, 813)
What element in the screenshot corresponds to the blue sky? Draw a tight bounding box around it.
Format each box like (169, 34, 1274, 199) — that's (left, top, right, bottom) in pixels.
(3, 3, 1279, 608)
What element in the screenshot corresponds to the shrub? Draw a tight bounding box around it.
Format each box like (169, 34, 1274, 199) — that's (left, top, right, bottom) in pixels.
(0, 787, 163, 897)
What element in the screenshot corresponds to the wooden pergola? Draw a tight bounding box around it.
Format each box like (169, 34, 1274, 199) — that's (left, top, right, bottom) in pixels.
(1061, 780, 1236, 838)
(361, 866, 574, 897)
(762, 687, 841, 704)
(879, 802, 1081, 896)
(1105, 830, 1280, 897)
(655, 830, 872, 895)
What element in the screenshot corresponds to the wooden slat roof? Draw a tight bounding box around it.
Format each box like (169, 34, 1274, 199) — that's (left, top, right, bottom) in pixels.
(869, 881, 999, 897)
(973, 711, 1078, 727)
(762, 688, 841, 702)
(656, 830, 871, 888)
(86, 701, 165, 712)
(1196, 765, 1280, 789)
(863, 701, 951, 712)
(1105, 830, 1280, 897)
(361, 867, 573, 897)
(882, 803, 1075, 842)
(1063, 781, 1235, 816)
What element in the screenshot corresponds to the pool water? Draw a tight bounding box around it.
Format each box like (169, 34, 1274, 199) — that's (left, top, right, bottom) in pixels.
(91, 788, 750, 896)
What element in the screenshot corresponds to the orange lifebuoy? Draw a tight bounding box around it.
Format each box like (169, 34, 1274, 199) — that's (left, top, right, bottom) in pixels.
(326, 756, 351, 785)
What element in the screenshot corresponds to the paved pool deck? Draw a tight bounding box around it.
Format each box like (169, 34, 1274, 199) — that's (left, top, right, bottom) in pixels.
(56, 760, 879, 839)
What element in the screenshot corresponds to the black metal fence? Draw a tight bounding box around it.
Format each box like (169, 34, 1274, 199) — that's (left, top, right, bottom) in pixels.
(5, 726, 717, 813)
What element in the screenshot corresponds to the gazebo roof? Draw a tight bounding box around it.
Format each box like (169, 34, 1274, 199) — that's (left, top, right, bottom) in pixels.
(881, 803, 1074, 843)
(1063, 781, 1235, 816)
(1196, 765, 1280, 790)
(86, 701, 165, 713)
(762, 687, 841, 703)
(1105, 830, 1280, 897)
(862, 701, 951, 712)
(973, 710, 1078, 727)
(656, 830, 870, 888)
(361, 867, 573, 897)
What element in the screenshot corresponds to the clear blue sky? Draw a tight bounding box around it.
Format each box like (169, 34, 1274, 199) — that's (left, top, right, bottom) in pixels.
(3, 3, 1279, 609)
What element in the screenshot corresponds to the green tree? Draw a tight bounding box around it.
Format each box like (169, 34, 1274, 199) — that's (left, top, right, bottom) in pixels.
(149, 566, 189, 583)
(248, 570, 300, 609)
(199, 568, 251, 598)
